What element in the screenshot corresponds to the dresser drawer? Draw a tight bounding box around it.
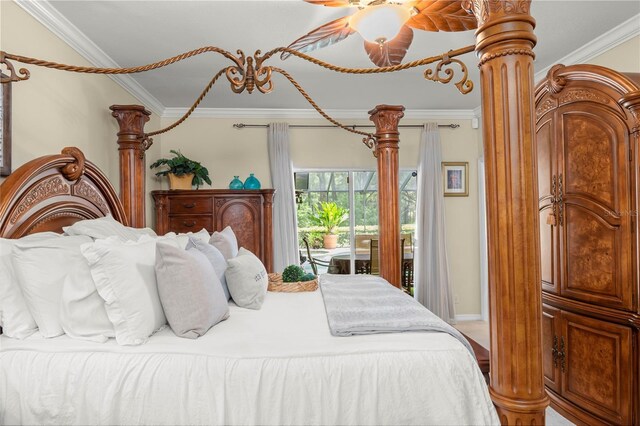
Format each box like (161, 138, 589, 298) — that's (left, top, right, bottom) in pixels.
(169, 197, 212, 215)
(168, 215, 213, 233)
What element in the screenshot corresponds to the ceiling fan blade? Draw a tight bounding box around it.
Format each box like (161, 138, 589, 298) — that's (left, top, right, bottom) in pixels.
(363, 25, 414, 67)
(282, 16, 355, 59)
(303, 0, 353, 7)
(405, 0, 477, 32)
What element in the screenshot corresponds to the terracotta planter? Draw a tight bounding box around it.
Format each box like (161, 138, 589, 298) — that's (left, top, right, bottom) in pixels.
(323, 234, 338, 249)
(168, 173, 194, 190)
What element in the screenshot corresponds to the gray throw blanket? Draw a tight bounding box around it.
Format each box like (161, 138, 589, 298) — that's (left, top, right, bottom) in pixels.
(319, 274, 475, 357)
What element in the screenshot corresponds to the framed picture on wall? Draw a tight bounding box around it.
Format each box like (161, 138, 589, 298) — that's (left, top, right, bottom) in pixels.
(0, 74, 11, 177)
(442, 162, 468, 197)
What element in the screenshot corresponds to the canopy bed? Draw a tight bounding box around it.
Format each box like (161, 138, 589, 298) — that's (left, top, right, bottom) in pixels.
(0, 148, 497, 424)
(2, 0, 620, 423)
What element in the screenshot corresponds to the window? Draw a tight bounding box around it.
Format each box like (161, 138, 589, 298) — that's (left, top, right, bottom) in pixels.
(295, 170, 416, 274)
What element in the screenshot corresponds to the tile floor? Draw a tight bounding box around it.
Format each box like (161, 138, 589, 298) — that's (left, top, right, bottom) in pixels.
(454, 321, 574, 426)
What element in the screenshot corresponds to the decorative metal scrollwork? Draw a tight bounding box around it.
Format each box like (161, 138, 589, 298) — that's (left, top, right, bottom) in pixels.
(362, 135, 377, 157)
(559, 336, 566, 372)
(552, 335, 559, 368)
(1, 44, 474, 147)
(424, 53, 473, 95)
(0, 53, 30, 83)
(226, 50, 274, 95)
(556, 173, 564, 226)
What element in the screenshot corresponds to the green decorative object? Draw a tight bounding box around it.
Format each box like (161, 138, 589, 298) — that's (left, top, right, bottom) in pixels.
(243, 173, 261, 189)
(301, 273, 316, 282)
(150, 150, 211, 189)
(229, 176, 243, 189)
(282, 264, 305, 283)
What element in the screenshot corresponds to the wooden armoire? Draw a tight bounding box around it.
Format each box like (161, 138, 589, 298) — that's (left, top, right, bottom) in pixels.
(535, 64, 640, 425)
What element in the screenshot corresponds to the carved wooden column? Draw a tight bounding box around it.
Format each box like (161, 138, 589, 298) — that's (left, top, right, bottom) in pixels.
(369, 105, 404, 288)
(471, 1, 548, 423)
(262, 191, 275, 273)
(110, 104, 151, 228)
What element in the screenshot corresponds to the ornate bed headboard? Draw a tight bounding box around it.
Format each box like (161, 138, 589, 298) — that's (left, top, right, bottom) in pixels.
(0, 147, 127, 238)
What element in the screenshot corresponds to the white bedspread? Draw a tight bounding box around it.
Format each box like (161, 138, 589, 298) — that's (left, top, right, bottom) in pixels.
(0, 290, 499, 425)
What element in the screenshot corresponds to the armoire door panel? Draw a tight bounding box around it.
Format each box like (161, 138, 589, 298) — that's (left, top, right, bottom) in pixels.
(561, 311, 632, 425)
(214, 197, 262, 258)
(536, 117, 555, 200)
(563, 204, 632, 310)
(542, 304, 561, 392)
(561, 111, 628, 212)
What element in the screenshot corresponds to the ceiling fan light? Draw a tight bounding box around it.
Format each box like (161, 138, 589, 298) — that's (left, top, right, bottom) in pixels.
(349, 4, 411, 44)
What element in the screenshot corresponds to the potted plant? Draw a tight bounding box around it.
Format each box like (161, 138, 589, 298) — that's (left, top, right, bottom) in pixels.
(311, 201, 348, 249)
(150, 150, 212, 190)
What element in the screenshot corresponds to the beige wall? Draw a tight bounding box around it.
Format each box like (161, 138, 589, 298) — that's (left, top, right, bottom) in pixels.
(587, 35, 640, 72)
(159, 117, 483, 315)
(0, 1, 162, 223)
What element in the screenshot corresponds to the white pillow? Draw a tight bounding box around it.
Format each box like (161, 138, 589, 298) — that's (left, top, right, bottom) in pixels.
(174, 228, 210, 249)
(12, 235, 93, 338)
(59, 264, 114, 343)
(210, 226, 238, 260)
(186, 237, 230, 300)
(155, 242, 229, 339)
(81, 235, 176, 345)
(63, 215, 156, 241)
(225, 247, 268, 310)
(0, 232, 60, 339)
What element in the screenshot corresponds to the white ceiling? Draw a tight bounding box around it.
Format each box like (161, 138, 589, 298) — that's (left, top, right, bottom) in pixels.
(32, 1, 640, 113)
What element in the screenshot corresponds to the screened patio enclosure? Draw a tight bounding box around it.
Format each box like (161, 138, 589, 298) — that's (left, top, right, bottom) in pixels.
(295, 170, 416, 292)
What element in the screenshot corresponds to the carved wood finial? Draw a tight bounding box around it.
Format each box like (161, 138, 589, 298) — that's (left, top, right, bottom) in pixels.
(60, 147, 86, 181)
(546, 64, 568, 95)
(368, 104, 405, 147)
(109, 104, 152, 228)
(620, 91, 640, 135)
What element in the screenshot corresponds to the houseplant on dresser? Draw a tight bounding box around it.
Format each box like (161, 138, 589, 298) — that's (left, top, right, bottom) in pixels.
(150, 150, 211, 190)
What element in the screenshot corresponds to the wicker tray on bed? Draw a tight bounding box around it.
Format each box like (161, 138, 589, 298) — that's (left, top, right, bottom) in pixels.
(267, 273, 318, 292)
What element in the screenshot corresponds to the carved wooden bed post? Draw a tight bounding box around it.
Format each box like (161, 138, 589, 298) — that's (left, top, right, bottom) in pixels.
(110, 104, 151, 228)
(470, 0, 548, 423)
(369, 104, 405, 288)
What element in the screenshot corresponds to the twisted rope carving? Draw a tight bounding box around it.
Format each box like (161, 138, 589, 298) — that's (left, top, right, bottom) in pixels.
(2, 44, 476, 148)
(145, 68, 228, 138)
(3, 46, 239, 75)
(271, 67, 376, 152)
(262, 45, 475, 75)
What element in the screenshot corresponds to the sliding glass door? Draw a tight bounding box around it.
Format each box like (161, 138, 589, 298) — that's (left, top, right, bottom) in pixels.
(295, 170, 416, 284)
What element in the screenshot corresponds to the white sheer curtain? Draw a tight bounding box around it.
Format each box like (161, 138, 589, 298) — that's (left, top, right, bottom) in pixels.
(267, 123, 299, 272)
(414, 123, 456, 323)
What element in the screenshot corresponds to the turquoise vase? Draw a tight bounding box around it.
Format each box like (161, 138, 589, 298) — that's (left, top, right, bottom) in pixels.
(243, 173, 261, 190)
(229, 176, 243, 190)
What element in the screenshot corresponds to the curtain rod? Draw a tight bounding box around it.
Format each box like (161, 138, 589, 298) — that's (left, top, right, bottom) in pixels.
(232, 123, 460, 130)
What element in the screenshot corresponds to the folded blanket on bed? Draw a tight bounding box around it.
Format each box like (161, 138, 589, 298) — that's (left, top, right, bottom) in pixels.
(318, 274, 474, 356)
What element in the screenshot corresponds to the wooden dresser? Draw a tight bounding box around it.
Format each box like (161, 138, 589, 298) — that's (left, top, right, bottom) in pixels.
(535, 65, 640, 425)
(151, 189, 275, 272)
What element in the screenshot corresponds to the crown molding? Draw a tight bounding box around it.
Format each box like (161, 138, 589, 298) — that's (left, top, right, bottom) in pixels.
(14, 0, 164, 115)
(534, 13, 640, 83)
(162, 107, 477, 120)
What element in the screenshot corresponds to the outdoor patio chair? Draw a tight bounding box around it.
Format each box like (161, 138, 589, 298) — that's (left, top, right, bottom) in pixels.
(302, 237, 338, 275)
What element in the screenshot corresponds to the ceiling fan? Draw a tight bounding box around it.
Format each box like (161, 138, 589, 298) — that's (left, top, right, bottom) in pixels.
(282, 0, 477, 67)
